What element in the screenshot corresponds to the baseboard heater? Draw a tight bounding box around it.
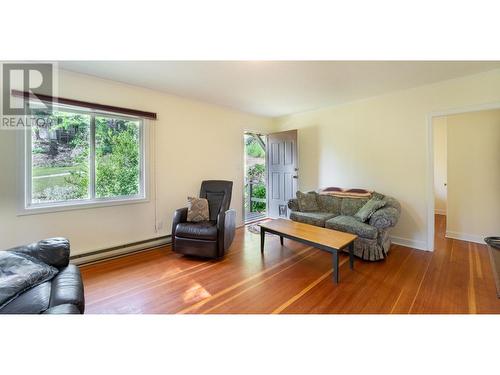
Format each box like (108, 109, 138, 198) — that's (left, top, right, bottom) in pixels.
(70, 235, 172, 266)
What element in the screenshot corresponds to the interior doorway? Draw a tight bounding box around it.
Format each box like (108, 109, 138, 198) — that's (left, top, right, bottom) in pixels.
(428, 106, 500, 250)
(433, 116, 448, 217)
(243, 132, 267, 223)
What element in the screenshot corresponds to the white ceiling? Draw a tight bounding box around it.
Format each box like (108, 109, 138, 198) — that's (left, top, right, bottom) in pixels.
(59, 61, 500, 117)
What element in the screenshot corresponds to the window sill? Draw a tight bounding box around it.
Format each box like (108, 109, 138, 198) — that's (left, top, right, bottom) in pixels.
(17, 196, 149, 216)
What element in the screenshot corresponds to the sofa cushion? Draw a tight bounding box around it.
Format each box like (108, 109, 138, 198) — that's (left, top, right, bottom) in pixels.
(0, 251, 58, 308)
(325, 215, 378, 239)
(296, 191, 319, 212)
(340, 197, 369, 216)
(354, 197, 386, 222)
(317, 194, 342, 215)
(0, 281, 51, 314)
(176, 221, 218, 241)
(289, 211, 337, 227)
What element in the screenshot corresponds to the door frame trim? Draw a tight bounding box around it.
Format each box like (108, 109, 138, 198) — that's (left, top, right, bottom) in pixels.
(243, 130, 269, 224)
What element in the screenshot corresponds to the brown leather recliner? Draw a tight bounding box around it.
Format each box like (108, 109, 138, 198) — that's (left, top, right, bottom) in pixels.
(172, 180, 236, 258)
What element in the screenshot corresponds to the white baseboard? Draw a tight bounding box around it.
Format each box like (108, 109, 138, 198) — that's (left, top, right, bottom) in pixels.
(70, 235, 171, 265)
(391, 236, 430, 251)
(434, 209, 447, 215)
(445, 230, 485, 244)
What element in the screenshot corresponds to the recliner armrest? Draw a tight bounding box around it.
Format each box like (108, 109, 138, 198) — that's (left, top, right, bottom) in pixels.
(172, 207, 187, 231)
(217, 209, 236, 255)
(11, 238, 70, 269)
(216, 208, 236, 229)
(172, 207, 188, 249)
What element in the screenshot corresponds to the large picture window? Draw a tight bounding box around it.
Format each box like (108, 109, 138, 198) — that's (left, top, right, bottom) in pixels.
(25, 105, 145, 211)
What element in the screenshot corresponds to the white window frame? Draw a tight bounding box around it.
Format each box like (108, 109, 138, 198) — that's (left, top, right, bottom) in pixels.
(18, 104, 149, 215)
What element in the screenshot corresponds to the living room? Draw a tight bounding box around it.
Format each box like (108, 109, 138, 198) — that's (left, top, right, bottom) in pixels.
(1, 1, 499, 374)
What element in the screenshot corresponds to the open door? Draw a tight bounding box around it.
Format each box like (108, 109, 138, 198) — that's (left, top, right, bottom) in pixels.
(266, 130, 298, 218)
(244, 132, 267, 223)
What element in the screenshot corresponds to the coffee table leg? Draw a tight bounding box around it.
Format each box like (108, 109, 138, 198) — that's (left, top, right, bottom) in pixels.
(280, 236, 284, 246)
(260, 227, 265, 254)
(349, 242, 354, 270)
(332, 249, 339, 284)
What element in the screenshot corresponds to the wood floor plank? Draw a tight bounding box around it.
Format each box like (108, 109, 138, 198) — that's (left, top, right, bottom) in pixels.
(177, 246, 318, 314)
(277, 244, 413, 314)
(408, 215, 499, 314)
(80, 215, 500, 314)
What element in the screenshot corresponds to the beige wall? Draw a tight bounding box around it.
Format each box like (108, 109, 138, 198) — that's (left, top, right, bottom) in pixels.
(446, 109, 500, 243)
(274, 68, 500, 250)
(0, 69, 276, 255)
(433, 117, 447, 215)
(3, 67, 500, 254)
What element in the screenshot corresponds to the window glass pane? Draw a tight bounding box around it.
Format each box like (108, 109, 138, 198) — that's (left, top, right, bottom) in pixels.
(95, 116, 140, 198)
(31, 110, 90, 204)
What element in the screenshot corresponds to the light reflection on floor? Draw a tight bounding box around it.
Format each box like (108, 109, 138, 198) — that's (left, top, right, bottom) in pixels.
(182, 280, 212, 303)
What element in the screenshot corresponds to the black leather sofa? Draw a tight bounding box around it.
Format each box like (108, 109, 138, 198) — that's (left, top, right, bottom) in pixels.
(0, 238, 85, 314)
(172, 180, 236, 258)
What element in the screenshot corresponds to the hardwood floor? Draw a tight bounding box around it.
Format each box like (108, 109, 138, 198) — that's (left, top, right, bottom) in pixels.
(80, 215, 500, 313)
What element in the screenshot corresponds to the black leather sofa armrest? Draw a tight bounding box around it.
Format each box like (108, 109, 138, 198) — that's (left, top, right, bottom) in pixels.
(11, 237, 70, 269)
(49, 264, 85, 313)
(217, 209, 236, 255)
(43, 304, 81, 314)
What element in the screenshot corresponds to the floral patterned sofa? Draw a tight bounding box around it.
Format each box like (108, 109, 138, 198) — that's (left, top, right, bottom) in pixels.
(287, 191, 401, 261)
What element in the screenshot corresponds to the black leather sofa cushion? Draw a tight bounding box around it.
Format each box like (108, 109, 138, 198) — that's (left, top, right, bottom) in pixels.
(175, 221, 218, 241)
(0, 282, 51, 314)
(0, 251, 58, 308)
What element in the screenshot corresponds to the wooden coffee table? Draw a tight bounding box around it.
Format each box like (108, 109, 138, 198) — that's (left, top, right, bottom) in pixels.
(259, 219, 357, 283)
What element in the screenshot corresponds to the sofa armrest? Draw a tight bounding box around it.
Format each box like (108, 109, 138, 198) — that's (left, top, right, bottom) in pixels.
(43, 304, 82, 314)
(369, 207, 400, 229)
(171, 207, 188, 249)
(288, 198, 299, 212)
(217, 209, 236, 255)
(11, 238, 70, 269)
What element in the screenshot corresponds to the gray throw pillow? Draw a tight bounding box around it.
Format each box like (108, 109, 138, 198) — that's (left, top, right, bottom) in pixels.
(296, 191, 319, 212)
(187, 197, 210, 222)
(354, 197, 386, 222)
